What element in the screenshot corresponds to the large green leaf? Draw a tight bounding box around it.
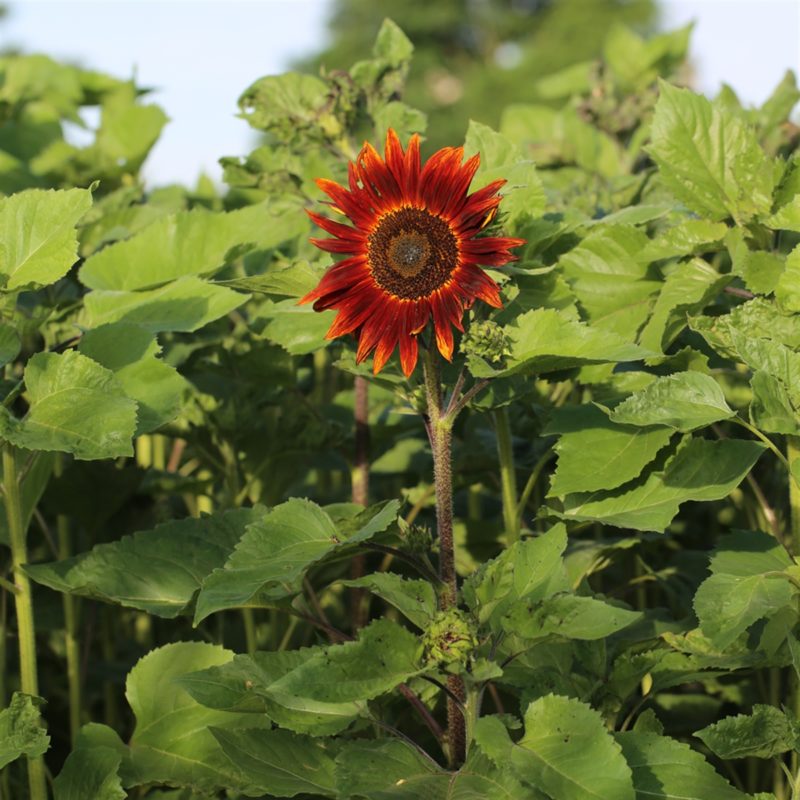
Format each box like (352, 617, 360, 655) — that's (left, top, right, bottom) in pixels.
(0, 187, 92, 289)
(124, 642, 271, 791)
(776, 244, 800, 312)
(335, 740, 527, 799)
(547, 405, 673, 496)
(502, 594, 641, 641)
(556, 225, 659, 340)
(648, 82, 776, 223)
(695, 705, 797, 760)
(53, 725, 125, 800)
(178, 646, 360, 736)
(82, 276, 249, 333)
(468, 309, 652, 379)
(25, 508, 255, 618)
(211, 728, 338, 798)
(80, 201, 306, 290)
(557, 438, 765, 532)
(462, 525, 568, 632)
(79, 323, 190, 434)
(638, 258, 727, 352)
(195, 499, 400, 622)
(182, 620, 421, 737)
(0, 351, 137, 460)
(694, 529, 797, 648)
(616, 731, 749, 799)
(477, 697, 635, 800)
(609, 372, 734, 431)
(0, 692, 49, 770)
(750, 370, 800, 435)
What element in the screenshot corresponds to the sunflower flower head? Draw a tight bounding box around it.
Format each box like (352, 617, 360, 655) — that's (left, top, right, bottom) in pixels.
(300, 129, 525, 376)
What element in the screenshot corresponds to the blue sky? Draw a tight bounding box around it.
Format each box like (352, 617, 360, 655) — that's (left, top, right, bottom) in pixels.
(4, 0, 799, 187)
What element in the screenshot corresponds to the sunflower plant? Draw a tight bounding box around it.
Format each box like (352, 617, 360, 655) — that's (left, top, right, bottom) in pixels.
(1, 15, 800, 800)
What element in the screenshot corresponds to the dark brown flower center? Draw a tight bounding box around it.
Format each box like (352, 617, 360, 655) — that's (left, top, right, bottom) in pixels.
(368, 207, 459, 300)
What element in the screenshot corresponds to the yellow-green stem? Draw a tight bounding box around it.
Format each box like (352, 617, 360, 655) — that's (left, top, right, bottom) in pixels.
(4, 446, 47, 800)
(242, 608, 257, 656)
(54, 454, 81, 746)
(493, 407, 519, 544)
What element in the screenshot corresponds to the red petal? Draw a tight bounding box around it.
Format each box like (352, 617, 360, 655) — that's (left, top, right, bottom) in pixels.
(306, 209, 364, 242)
(455, 264, 503, 308)
(398, 330, 419, 377)
(431, 293, 455, 361)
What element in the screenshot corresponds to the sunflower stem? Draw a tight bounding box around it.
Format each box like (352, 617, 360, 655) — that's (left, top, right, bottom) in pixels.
(422, 348, 466, 767)
(4, 445, 47, 800)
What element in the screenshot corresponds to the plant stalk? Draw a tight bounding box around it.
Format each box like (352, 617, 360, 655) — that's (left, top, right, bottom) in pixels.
(493, 407, 519, 544)
(349, 375, 370, 630)
(422, 349, 465, 766)
(3, 445, 47, 800)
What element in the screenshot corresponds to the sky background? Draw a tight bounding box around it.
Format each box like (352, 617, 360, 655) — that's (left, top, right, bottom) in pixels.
(3, 0, 799, 187)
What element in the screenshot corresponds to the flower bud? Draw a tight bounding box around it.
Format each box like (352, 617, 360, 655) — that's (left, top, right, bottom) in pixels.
(460, 320, 512, 364)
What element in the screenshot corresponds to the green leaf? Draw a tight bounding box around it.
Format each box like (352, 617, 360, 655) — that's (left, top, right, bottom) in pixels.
(373, 18, 414, 66)
(0, 351, 137, 460)
(750, 370, 800, 435)
(648, 82, 776, 223)
(239, 72, 328, 133)
(124, 642, 271, 791)
(694, 529, 796, 648)
(463, 525, 568, 632)
(766, 197, 800, 233)
(79, 324, 190, 435)
(0, 692, 49, 770)
(640, 220, 728, 262)
(0, 323, 20, 368)
(259, 299, 336, 355)
(512, 695, 635, 800)
(267, 619, 421, 705)
(695, 705, 797, 760)
(469, 309, 653, 379)
(335, 740, 526, 799)
(638, 258, 727, 353)
(465, 121, 545, 224)
(556, 225, 659, 339)
(776, 245, 800, 312)
(53, 726, 125, 800)
(82, 276, 249, 333)
(334, 739, 442, 799)
(194, 499, 399, 622)
(179, 646, 364, 736)
(340, 573, 437, 629)
(0, 187, 92, 289)
(557, 438, 765, 532)
(547, 405, 673, 496)
(616, 731, 750, 799)
(216, 258, 322, 298)
(502, 594, 641, 641)
(210, 728, 338, 798)
(25, 508, 255, 618)
(610, 372, 734, 431)
(80, 201, 305, 291)
(727, 228, 785, 295)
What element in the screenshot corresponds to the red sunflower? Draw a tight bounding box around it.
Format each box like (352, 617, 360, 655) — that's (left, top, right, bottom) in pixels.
(300, 129, 525, 376)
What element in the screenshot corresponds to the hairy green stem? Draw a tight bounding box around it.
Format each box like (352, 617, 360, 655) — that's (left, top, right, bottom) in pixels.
(4, 445, 47, 800)
(349, 375, 370, 630)
(422, 349, 465, 766)
(493, 407, 519, 544)
(788, 437, 800, 785)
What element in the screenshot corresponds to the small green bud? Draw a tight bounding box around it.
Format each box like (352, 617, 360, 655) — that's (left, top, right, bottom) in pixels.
(420, 609, 478, 671)
(405, 523, 433, 555)
(460, 320, 512, 364)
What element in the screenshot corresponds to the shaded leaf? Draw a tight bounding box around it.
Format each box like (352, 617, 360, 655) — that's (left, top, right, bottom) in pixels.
(25, 509, 255, 618)
(0, 692, 49, 770)
(557, 438, 765, 532)
(695, 705, 797, 760)
(340, 573, 437, 629)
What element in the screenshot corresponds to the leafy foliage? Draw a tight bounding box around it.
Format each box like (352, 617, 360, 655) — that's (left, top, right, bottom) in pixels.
(1, 13, 799, 800)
